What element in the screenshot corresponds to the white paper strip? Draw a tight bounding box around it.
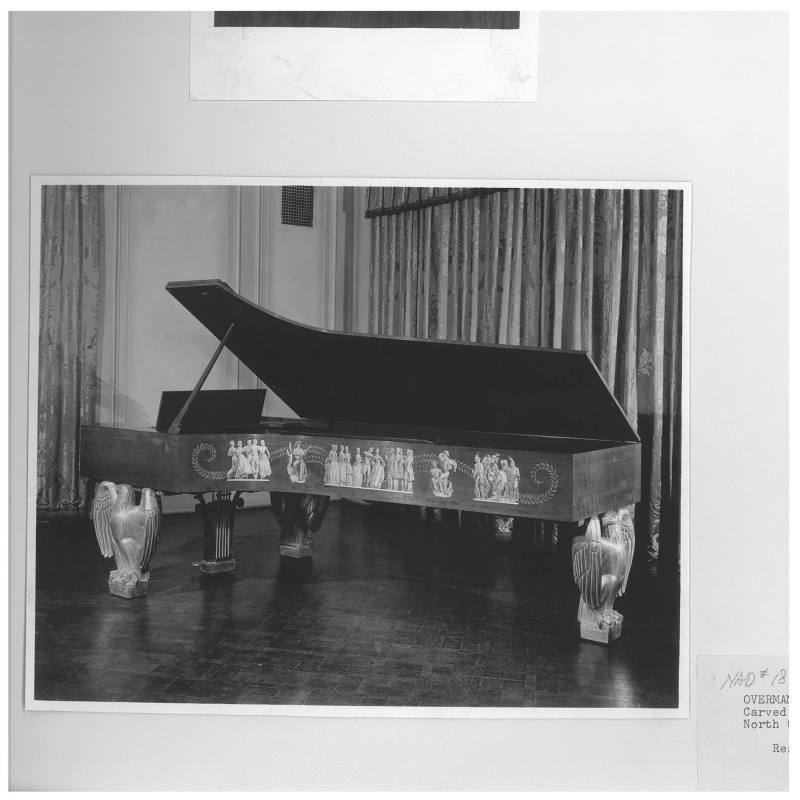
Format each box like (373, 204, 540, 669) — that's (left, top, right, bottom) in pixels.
(190, 11, 539, 102)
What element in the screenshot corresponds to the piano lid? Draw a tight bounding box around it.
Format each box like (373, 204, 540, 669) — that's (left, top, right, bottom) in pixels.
(166, 280, 640, 444)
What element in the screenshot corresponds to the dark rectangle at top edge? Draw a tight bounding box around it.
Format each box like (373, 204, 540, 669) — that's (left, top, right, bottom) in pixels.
(213, 12, 521, 30)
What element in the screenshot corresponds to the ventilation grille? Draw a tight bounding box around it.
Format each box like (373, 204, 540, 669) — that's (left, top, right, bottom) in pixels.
(281, 186, 314, 227)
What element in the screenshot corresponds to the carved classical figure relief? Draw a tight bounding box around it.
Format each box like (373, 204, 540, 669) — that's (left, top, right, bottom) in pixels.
(256, 439, 272, 479)
(472, 452, 520, 504)
(571, 505, 636, 644)
(91, 482, 161, 598)
(193, 440, 273, 481)
(429, 450, 457, 497)
(324, 443, 415, 493)
(191, 438, 560, 510)
(287, 440, 309, 484)
(224, 438, 272, 480)
(403, 448, 415, 493)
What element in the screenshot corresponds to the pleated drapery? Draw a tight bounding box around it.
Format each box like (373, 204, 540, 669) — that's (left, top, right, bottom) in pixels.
(366, 187, 683, 564)
(37, 185, 104, 511)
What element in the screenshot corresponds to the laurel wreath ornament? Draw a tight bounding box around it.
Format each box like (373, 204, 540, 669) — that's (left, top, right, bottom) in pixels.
(302, 444, 329, 466)
(520, 462, 559, 505)
(191, 443, 228, 480)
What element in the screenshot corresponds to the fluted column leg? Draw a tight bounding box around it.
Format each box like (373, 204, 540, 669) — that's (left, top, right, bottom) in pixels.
(193, 491, 243, 574)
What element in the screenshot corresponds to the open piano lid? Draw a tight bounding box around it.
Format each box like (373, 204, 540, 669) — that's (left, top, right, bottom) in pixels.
(167, 280, 640, 444)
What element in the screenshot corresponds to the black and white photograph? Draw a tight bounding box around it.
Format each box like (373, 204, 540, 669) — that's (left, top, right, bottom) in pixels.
(28, 180, 687, 713)
(8, 8, 790, 793)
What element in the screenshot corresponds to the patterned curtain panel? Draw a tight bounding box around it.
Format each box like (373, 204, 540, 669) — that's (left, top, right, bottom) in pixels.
(365, 187, 683, 566)
(37, 185, 104, 511)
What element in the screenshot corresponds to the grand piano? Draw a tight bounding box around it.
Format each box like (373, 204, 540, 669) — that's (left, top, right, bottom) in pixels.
(81, 279, 641, 644)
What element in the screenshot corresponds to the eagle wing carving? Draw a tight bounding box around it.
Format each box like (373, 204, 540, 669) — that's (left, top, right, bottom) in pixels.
(92, 481, 117, 559)
(618, 505, 635, 595)
(571, 516, 604, 611)
(138, 488, 161, 575)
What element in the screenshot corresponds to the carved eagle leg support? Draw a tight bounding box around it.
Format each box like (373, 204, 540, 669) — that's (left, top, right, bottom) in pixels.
(91, 482, 161, 599)
(271, 492, 330, 559)
(571, 506, 636, 645)
(193, 491, 243, 574)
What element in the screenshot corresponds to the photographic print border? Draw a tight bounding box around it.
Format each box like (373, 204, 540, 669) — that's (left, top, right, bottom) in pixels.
(24, 175, 692, 720)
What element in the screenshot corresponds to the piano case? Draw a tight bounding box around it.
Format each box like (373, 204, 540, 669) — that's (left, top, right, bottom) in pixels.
(81, 279, 640, 522)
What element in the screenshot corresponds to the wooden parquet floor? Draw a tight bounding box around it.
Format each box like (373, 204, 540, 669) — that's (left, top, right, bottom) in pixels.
(34, 500, 680, 708)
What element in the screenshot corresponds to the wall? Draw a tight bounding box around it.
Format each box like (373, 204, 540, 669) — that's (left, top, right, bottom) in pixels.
(98, 184, 341, 510)
(10, 11, 789, 792)
(99, 186, 233, 428)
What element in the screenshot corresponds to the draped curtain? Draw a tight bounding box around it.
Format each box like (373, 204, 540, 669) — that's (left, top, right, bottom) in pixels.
(365, 187, 682, 565)
(37, 186, 104, 511)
